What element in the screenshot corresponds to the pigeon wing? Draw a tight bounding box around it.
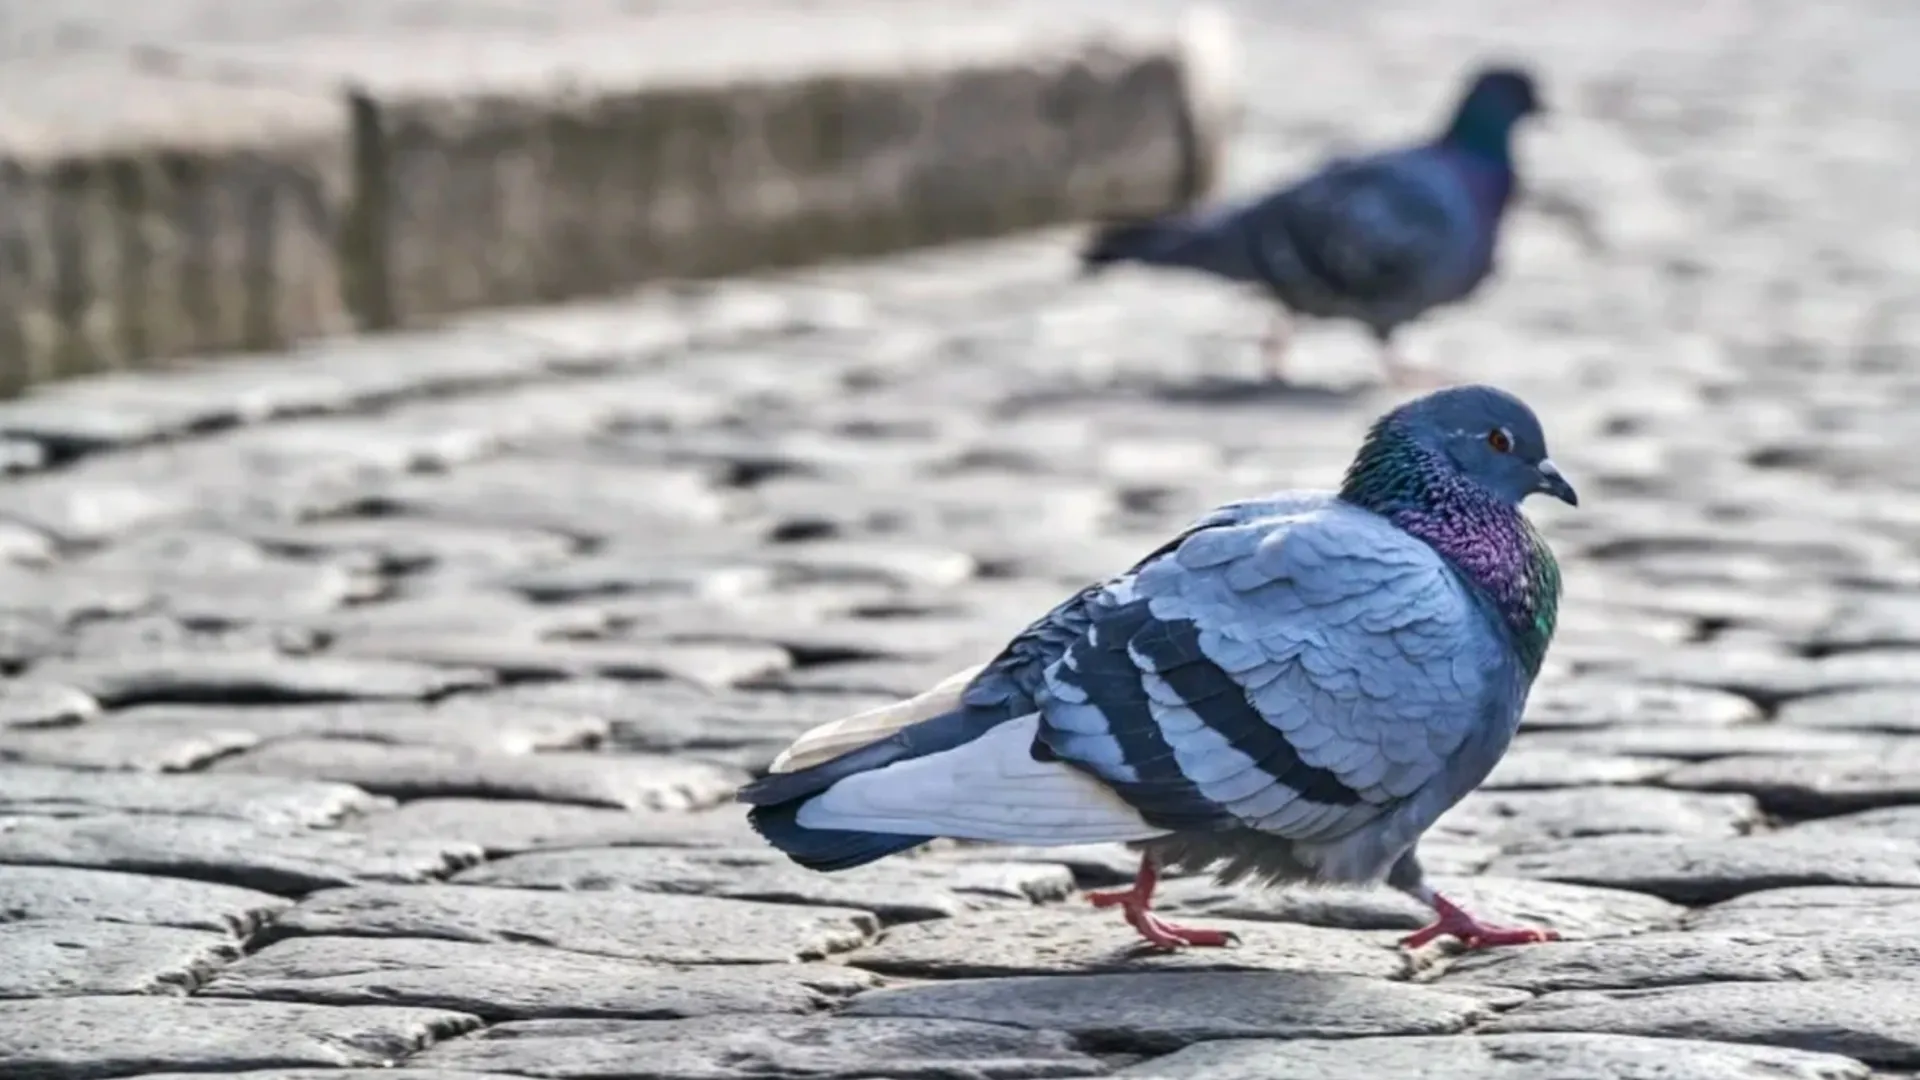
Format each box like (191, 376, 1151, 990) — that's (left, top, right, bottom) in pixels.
(1036, 500, 1513, 845)
(1249, 151, 1472, 307)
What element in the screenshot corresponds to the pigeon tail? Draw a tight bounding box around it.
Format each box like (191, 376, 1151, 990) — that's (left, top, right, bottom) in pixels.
(744, 711, 1165, 872)
(738, 700, 989, 872)
(737, 701, 992, 808)
(1079, 213, 1264, 283)
(747, 802, 931, 872)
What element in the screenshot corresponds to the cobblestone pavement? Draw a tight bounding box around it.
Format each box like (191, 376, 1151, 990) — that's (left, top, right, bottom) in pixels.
(6, 2, 1920, 1078)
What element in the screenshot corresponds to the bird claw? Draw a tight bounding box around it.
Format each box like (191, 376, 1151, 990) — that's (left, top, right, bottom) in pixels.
(1087, 860, 1237, 950)
(1129, 911, 1240, 950)
(1401, 921, 1558, 951)
(1401, 893, 1559, 951)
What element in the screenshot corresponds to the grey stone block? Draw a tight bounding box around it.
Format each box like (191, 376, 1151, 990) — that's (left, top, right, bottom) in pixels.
(1118, 1034, 1869, 1080)
(1486, 982, 1920, 1069)
(317, 10, 1234, 327)
(0, 865, 290, 935)
(0, 920, 239, 998)
(199, 935, 876, 1020)
(0, 60, 351, 392)
(842, 971, 1490, 1053)
(261, 882, 878, 965)
(0, 996, 478, 1080)
(414, 1015, 1105, 1080)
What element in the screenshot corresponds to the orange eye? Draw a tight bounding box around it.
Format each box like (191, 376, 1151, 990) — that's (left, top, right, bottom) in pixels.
(1487, 428, 1513, 454)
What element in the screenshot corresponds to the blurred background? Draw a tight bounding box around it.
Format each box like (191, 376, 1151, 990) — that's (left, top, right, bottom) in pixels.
(4, 1, 1920, 1076)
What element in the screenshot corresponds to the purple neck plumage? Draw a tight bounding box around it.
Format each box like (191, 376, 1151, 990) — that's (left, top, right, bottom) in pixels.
(1444, 149, 1518, 220)
(1338, 421, 1541, 629)
(1434, 102, 1523, 220)
(1388, 471, 1536, 613)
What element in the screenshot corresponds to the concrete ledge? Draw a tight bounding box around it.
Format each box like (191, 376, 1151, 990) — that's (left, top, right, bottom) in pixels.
(0, 5, 1236, 389)
(0, 62, 354, 393)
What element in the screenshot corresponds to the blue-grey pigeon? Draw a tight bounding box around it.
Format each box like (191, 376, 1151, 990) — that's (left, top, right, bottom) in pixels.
(742, 385, 1577, 951)
(1080, 66, 1543, 386)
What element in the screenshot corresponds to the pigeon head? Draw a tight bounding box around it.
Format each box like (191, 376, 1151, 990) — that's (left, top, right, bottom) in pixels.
(1442, 66, 1542, 161)
(1401, 384, 1575, 507)
(1342, 384, 1578, 513)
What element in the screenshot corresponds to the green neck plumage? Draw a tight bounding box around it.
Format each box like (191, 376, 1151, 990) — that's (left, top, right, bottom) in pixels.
(1511, 520, 1561, 677)
(1342, 420, 1561, 677)
(1442, 108, 1519, 165)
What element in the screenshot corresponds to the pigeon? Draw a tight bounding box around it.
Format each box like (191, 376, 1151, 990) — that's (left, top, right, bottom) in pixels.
(1080, 66, 1543, 387)
(741, 385, 1577, 951)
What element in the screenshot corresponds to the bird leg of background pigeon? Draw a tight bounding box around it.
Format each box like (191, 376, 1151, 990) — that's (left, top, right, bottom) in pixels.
(1084, 855, 1239, 949)
(1378, 337, 1452, 389)
(1400, 884, 1559, 951)
(1259, 312, 1294, 382)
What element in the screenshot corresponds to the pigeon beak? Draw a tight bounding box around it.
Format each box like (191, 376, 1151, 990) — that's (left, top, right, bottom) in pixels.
(1535, 459, 1578, 506)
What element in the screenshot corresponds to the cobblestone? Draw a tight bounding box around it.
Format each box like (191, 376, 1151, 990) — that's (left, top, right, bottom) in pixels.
(0, 764, 381, 826)
(1119, 1034, 1871, 1080)
(1488, 834, 1920, 904)
(198, 936, 878, 1021)
(453, 847, 1075, 922)
(842, 971, 1491, 1050)
(1484, 982, 1920, 1068)
(0, 922, 240, 999)
(1440, 930, 1920, 994)
(0, 867, 290, 935)
(413, 1015, 1106, 1080)
(257, 884, 880, 965)
(0, 815, 482, 895)
(1686, 887, 1920, 938)
(3, 0, 1919, 1075)
(0, 997, 479, 1080)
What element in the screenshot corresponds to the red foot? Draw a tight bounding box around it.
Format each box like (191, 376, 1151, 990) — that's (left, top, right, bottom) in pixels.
(1086, 857, 1238, 950)
(1401, 892, 1559, 951)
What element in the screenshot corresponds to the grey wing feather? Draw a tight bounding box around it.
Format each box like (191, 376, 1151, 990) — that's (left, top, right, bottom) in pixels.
(961, 492, 1338, 714)
(1248, 150, 1477, 318)
(1034, 500, 1517, 876)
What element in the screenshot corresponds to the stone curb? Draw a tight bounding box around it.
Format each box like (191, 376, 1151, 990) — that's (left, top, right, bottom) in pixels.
(0, 6, 1237, 393)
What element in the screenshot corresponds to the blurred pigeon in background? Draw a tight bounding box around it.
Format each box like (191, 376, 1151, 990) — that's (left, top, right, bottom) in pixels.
(741, 384, 1577, 952)
(1080, 66, 1544, 387)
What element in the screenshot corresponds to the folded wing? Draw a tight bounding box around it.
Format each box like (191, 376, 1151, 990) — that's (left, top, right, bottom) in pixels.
(1036, 501, 1502, 849)
(1247, 150, 1484, 320)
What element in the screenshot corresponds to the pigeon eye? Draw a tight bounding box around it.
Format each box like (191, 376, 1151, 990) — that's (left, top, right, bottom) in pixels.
(1486, 428, 1513, 454)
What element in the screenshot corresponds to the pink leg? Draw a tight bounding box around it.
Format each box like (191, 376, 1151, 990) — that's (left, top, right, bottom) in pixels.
(1086, 857, 1238, 949)
(1380, 342, 1453, 388)
(1401, 890, 1559, 951)
(1260, 313, 1293, 382)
